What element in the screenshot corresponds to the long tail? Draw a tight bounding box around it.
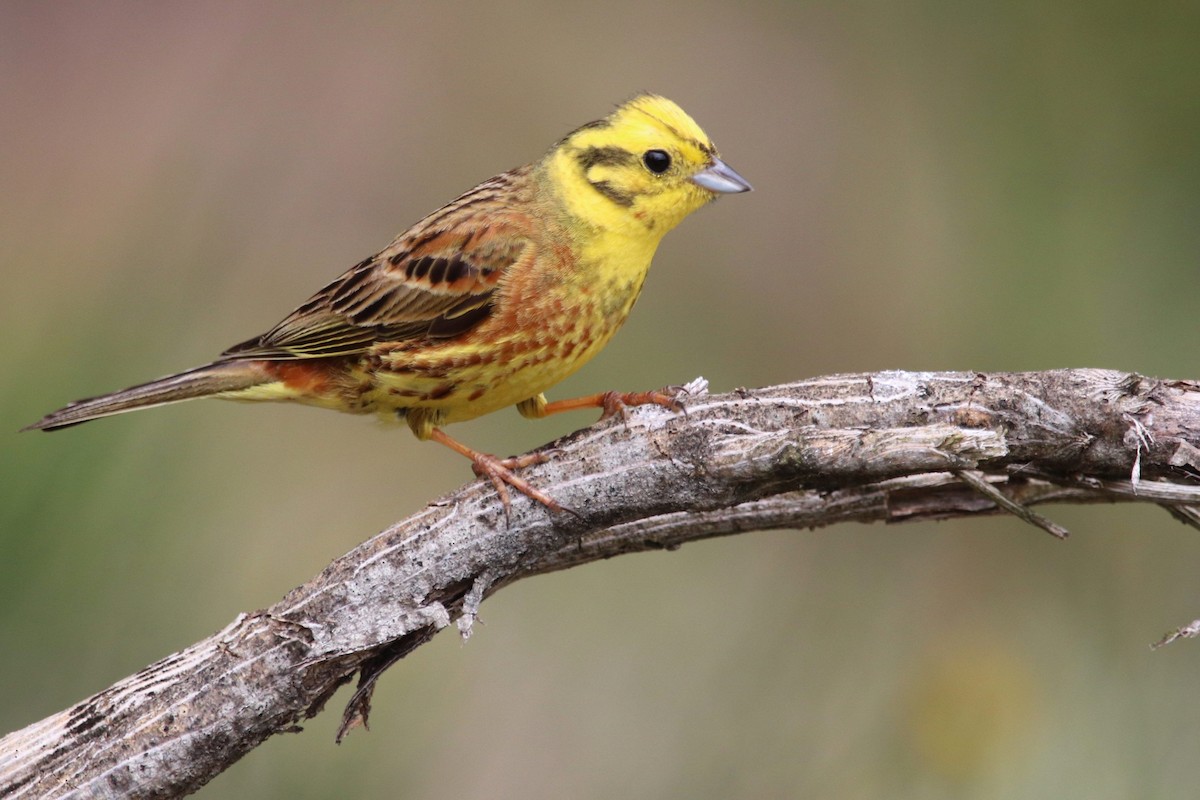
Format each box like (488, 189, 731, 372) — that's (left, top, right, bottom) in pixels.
(23, 361, 271, 431)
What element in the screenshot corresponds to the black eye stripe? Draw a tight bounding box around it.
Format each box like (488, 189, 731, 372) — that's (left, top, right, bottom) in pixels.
(642, 149, 671, 174)
(577, 145, 637, 171)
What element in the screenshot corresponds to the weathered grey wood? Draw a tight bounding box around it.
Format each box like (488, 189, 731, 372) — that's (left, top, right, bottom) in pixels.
(4, 369, 1199, 799)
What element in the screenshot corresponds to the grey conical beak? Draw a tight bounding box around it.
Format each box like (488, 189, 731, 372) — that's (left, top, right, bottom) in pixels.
(690, 157, 752, 194)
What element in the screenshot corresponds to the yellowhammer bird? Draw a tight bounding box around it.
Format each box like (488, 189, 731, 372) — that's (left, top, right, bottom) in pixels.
(26, 94, 751, 513)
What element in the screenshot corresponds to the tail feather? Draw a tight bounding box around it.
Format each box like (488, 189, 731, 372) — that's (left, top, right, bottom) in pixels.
(23, 361, 270, 432)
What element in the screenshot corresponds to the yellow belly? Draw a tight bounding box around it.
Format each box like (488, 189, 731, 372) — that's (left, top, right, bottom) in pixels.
(364, 301, 628, 425)
(365, 245, 653, 431)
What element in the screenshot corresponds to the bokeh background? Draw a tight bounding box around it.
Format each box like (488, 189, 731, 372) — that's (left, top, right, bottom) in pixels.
(3, 2, 1200, 797)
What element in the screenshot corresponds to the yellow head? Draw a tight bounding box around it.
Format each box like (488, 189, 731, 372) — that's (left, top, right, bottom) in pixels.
(546, 94, 751, 237)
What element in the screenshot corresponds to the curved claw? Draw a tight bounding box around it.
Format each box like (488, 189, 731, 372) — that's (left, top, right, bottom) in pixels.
(470, 452, 555, 514)
(598, 388, 686, 424)
(429, 428, 575, 520)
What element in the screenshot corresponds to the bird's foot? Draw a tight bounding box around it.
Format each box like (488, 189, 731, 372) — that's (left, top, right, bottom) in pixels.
(597, 387, 687, 423)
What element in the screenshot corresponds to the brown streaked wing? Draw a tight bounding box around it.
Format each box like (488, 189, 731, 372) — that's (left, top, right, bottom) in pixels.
(220, 200, 532, 361)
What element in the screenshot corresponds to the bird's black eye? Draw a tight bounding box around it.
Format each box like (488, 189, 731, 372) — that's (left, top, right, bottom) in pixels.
(642, 149, 671, 174)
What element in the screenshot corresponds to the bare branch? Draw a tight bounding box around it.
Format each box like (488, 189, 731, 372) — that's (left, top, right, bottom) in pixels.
(3, 369, 1199, 798)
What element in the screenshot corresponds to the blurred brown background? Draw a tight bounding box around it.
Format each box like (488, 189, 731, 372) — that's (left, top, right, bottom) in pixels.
(3, 2, 1199, 797)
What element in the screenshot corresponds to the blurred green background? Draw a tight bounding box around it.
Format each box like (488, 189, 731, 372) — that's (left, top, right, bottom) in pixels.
(3, 2, 1199, 797)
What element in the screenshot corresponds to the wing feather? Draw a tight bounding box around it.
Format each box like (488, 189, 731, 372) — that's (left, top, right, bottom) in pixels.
(221, 170, 533, 361)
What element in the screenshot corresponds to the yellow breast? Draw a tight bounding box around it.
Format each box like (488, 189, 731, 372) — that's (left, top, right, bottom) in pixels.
(365, 231, 657, 425)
